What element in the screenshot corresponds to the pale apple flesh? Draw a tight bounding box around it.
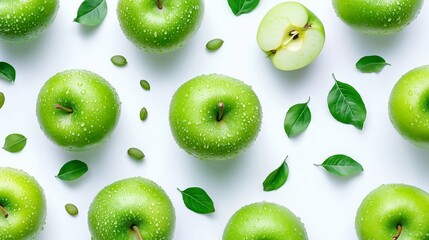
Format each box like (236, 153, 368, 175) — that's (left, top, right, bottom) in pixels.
(257, 2, 325, 71)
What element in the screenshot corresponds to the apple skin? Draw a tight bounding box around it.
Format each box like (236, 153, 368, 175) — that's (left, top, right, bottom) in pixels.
(0, 167, 47, 240)
(0, 0, 59, 43)
(223, 202, 308, 240)
(88, 177, 176, 240)
(257, 2, 325, 71)
(169, 74, 262, 161)
(332, 0, 423, 35)
(36, 69, 121, 151)
(355, 184, 429, 239)
(389, 65, 429, 149)
(117, 0, 204, 53)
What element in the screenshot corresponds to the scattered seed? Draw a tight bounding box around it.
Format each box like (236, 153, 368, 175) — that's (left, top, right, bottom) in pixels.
(65, 203, 79, 216)
(111, 55, 127, 66)
(140, 107, 148, 121)
(0, 92, 4, 109)
(140, 80, 150, 91)
(128, 147, 145, 160)
(206, 38, 224, 51)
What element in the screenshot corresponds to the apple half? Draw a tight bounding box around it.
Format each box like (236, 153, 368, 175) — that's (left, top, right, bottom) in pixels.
(257, 2, 325, 71)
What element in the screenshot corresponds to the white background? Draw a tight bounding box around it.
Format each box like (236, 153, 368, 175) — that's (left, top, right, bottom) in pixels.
(1, 0, 429, 239)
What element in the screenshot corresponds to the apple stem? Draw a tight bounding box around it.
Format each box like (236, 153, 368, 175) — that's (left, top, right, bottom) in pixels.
(156, 0, 163, 9)
(393, 225, 402, 240)
(132, 225, 143, 240)
(55, 104, 73, 113)
(0, 205, 8, 218)
(217, 102, 225, 121)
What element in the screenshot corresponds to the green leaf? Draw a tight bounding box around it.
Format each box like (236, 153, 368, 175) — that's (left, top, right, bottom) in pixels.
(315, 154, 364, 177)
(356, 55, 390, 73)
(328, 74, 367, 129)
(0, 62, 16, 82)
(0, 92, 4, 109)
(178, 187, 215, 214)
(56, 160, 88, 181)
(263, 157, 289, 191)
(74, 0, 107, 26)
(227, 0, 260, 16)
(3, 134, 27, 153)
(284, 98, 311, 138)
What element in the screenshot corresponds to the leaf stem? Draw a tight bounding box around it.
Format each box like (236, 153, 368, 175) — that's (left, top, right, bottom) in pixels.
(55, 104, 73, 113)
(217, 102, 225, 121)
(156, 0, 163, 9)
(132, 225, 143, 240)
(0, 205, 8, 218)
(393, 225, 402, 240)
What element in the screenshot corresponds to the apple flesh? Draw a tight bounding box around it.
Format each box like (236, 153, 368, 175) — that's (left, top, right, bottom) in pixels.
(257, 2, 325, 71)
(88, 177, 175, 240)
(36, 69, 121, 151)
(117, 0, 204, 53)
(223, 202, 308, 240)
(389, 65, 429, 149)
(0, 167, 47, 240)
(169, 74, 262, 161)
(356, 184, 429, 239)
(332, 0, 424, 35)
(0, 0, 59, 43)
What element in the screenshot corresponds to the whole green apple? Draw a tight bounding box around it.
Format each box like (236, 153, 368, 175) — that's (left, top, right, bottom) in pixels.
(0, 167, 47, 240)
(332, 0, 423, 35)
(257, 2, 325, 71)
(223, 202, 308, 240)
(0, 0, 59, 43)
(169, 74, 262, 161)
(117, 0, 204, 53)
(355, 184, 429, 239)
(36, 69, 121, 151)
(88, 177, 176, 240)
(389, 65, 429, 149)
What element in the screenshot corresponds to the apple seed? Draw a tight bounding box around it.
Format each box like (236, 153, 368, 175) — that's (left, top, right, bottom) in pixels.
(127, 147, 145, 160)
(65, 203, 79, 216)
(111, 55, 127, 67)
(140, 107, 148, 121)
(140, 80, 150, 91)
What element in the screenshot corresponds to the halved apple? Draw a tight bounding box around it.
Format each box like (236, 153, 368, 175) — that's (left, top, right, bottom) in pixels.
(257, 2, 325, 71)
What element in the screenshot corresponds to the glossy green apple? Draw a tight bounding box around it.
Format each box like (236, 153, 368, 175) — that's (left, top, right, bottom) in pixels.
(332, 0, 423, 35)
(88, 177, 175, 240)
(356, 184, 429, 239)
(169, 74, 262, 161)
(0, 167, 47, 240)
(257, 2, 325, 71)
(117, 0, 204, 53)
(223, 202, 308, 240)
(36, 69, 121, 151)
(389, 65, 429, 149)
(0, 0, 59, 43)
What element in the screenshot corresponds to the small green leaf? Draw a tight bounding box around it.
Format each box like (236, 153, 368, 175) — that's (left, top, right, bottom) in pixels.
(328, 74, 367, 129)
(140, 107, 148, 121)
(127, 147, 145, 160)
(227, 0, 260, 16)
(0, 62, 16, 82)
(284, 98, 311, 138)
(3, 134, 27, 153)
(178, 187, 215, 214)
(111, 55, 127, 66)
(65, 203, 79, 216)
(0, 92, 4, 109)
(140, 80, 150, 91)
(315, 154, 364, 177)
(74, 0, 107, 26)
(263, 157, 289, 191)
(206, 38, 224, 51)
(356, 55, 390, 73)
(56, 160, 88, 181)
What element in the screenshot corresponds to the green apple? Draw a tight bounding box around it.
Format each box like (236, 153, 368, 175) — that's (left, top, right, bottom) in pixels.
(36, 69, 121, 151)
(0, 0, 59, 43)
(169, 74, 262, 161)
(389, 65, 429, 149)
(355, 184, 429, 239)
(256, 2, 325, 71)
(0, 167, 47, 240)
(332, 0, 424, 35)
(223, 202, 308, 240)
(117, 0, 204, 53)
(88, 177, 175, 240)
